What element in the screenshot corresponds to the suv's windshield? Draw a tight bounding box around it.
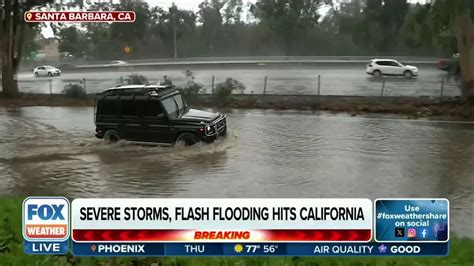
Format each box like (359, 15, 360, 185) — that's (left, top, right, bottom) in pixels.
(174, 94, 186, 112)
(162, 97, 178, 117)
(161, 94, 187, 118)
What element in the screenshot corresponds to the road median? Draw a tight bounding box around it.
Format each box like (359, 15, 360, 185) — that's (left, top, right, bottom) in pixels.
(0, 93, 472, 120)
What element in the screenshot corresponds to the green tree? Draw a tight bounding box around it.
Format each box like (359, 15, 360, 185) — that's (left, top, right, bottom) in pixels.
(251, 0, 327, 55)
(57, 27, 89, 57)
(354, 0, 409, 52)
(430, 0, 474, 101)
(22, 25, 41, 61)
(320, 1, 364, 36)
(223, 0, 243, 24)
(402, 3, 434, 50)
(1, 0, 54, 97)
(110, 1, 151, 57)
(150, 4, 197, 58)
(84, 2, 113, 59)
(198, 0, 225, 55)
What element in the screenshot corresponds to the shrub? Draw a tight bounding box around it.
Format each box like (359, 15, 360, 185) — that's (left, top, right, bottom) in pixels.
(62, 83, 86, 98)
(127, 74, 148, 85)
(179, 70, 203, 96)
(213, 78, 245, 107)
(161, 75, 173, 86)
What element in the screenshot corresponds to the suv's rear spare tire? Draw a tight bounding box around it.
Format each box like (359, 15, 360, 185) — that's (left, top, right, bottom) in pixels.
(104, 130, 120, 144)
(176, 133, 198, 146)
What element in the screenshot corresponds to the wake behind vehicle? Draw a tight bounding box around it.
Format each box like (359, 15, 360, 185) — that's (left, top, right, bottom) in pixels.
(94, 85, 227, 146)
(33, 65, 61, 77)
(366, 59, 418, 79)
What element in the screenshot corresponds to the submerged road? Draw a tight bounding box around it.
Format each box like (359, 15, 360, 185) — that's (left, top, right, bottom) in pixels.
(0, 107, 472, 236)
(16, 64, 460, 97)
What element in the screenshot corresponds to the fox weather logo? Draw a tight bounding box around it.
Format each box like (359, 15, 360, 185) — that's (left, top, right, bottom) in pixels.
(22, 197, 70, 255)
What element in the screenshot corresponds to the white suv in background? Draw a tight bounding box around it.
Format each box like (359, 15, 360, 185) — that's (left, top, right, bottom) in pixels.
(366, 59, 418, 79)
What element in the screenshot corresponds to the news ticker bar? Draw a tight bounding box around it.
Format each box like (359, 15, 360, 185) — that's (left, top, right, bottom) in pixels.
(69, 242, 448, 256)
(23, 241, 448, 256)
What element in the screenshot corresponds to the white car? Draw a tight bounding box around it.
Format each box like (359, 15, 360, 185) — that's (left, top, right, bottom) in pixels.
(106, 60, 127, 66)
(33, 65, 61, 77)
(366, 59, 418, 79)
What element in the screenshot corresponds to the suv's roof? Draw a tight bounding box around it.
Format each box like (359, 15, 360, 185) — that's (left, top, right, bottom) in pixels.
(111, 84, 174, 90)
(100, 84, 178, 99)
(371, 59, 398, 62)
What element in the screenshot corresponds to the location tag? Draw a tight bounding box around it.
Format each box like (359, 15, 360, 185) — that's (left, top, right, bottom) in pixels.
(25, 12, 32, 22)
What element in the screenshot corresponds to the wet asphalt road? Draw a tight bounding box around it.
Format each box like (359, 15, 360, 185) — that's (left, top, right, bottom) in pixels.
(17, 64, 460, 96)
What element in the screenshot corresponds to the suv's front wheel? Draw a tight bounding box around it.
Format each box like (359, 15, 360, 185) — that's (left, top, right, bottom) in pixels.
(104, 129, 120, 144)
(175, 133, 199, 147)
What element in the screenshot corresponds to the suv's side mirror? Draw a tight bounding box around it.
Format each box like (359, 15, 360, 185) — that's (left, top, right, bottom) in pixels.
(157, 113, 165, 119)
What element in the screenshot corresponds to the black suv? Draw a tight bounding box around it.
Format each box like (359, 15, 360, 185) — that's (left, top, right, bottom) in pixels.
(94, 85, 227, 146)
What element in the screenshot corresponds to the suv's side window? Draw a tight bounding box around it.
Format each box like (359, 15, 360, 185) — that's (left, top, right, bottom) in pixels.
(144, 100, 165, 118)
(120, 99, 138, 117)
(376, 61, 389, 66)
(97, 100, 118, 116)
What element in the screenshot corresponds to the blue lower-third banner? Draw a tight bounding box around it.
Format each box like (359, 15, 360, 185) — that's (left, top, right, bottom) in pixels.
(72, 242, 449, 256)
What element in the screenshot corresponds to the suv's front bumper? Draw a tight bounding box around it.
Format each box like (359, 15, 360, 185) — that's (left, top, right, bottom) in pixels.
(202, 125, 227, 142)
(202, 115, 227, 142)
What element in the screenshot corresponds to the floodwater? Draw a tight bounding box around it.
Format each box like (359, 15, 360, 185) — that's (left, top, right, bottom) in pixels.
(0, 107, 472, 237)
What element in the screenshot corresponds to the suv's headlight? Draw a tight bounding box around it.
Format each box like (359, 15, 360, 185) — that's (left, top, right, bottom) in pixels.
(205, 125, 215, 134)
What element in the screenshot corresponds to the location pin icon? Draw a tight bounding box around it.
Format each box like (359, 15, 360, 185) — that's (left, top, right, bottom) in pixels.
(26, 12, 32, 21)
(91, 245, 97, 252)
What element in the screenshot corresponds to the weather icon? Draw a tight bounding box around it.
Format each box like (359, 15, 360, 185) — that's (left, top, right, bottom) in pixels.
(234, 244, 243, 253)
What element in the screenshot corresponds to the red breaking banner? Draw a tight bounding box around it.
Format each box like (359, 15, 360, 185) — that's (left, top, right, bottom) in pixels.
(24, 11, 135, 23)
(72, 229, 371, 242)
